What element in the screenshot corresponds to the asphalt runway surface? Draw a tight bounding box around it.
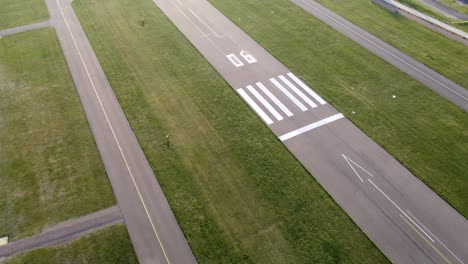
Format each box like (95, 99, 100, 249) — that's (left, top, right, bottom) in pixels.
(151, 0, 468, 263)
(0, 20, 50, 37)
(41, 0, 197, 263)
(294, 0, 468, 112)
(0, 207, 122, 258)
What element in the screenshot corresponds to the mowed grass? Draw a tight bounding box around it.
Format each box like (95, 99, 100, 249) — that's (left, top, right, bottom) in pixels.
(73, 0, 389, 263)
(4, 225, 138, 264)
(307, 0, 468, 89)
(208, 0, 468, 216)
(0, 29, 115, 240)
(437, 0, 468, 14)
(0, 0, 49, 30)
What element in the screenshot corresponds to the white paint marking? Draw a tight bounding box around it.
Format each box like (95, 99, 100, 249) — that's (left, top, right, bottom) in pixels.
(247, 85, 283, 121)
(407, 210, 464, 264)
(226, 54, 244, 68)
(256, 82, 293, 117)
(237, 88, 273, 125)
(287, 72, 327, 105)
(55, 0, 171, 263)
(0, 237, 8, 246)
(299, 0, 468, 102)
(341, 154, 375, 182)
(279, 113, 344, 141)
(368, 179, 434, 243)
(240, 50, 257, 64)
(270, 78, 308, 111)
(279, 75, 317, 108)
(189, 9, 222, 38)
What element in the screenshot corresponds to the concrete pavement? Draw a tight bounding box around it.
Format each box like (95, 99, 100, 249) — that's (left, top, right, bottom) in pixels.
(0, 207, 122, 258)
(42, 0, 197, 263)
(0, 21, 51, 37)
(150, 0, 468, 263)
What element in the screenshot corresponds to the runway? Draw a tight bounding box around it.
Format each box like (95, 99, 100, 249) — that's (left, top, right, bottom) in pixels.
(293, 0, 468, 112)
(42, 0, 197, 263)
(150, 0, 468, 263)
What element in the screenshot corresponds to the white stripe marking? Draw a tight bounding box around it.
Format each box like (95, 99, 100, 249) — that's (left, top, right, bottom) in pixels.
(247, 85, 283, 121)
(279, 75, 317, 108)
(256, 82, 293, 117)
(270, 78, 308, 111)
(287, 73, 327, 105)
(368, 179, 434, 243)
(407, 210, 464, 264)
(237, 88, 273, 125)
(279, 113, 344, 141)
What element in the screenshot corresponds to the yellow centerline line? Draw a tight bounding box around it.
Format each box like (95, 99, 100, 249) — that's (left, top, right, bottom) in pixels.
(400, 214, 452, 264)
(55, 0, 171, 263)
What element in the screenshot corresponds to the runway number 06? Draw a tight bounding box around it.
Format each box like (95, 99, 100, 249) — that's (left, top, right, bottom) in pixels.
(226, 50, 257, 68)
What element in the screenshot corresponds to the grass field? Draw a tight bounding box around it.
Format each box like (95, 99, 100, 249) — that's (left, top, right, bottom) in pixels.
(4, 225, 137, 264)
(73, 0, 389, 262)
(0, 0, 49, 30)
(306, 0, 468, 89)
(0, 29, 115, 240)
(207, 0, 468, 217)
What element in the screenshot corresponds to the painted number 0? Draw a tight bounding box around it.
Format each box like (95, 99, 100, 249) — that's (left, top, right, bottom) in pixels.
(226, 50, 257, 68)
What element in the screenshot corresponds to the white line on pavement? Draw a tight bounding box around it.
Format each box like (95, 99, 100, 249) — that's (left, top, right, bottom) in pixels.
(256, 82, 294, 117)
(279, 75, 318, 108)
(247, 85, 283, 121)
(270, 77, 308, 111)
(279, 113, 344, 141)
(368, 179, 434, 243)
(287, 72, 327, 105)
(237, 88, 273, 125)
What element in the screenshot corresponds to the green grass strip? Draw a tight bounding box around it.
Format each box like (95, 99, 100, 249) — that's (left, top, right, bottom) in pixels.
(0, 0, 49, 30)
(0, 29, 115, 240)
(73, 0, 389, 262)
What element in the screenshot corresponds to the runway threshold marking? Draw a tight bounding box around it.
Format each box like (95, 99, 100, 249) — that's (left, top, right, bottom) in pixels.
(400, 214, 453, 264)
(278, 113, 344, 141)
(55, 0, 171, 263)
(279, 75, 318, 108)
(298, 0, 468, 101)
(237, 88, 274, 124)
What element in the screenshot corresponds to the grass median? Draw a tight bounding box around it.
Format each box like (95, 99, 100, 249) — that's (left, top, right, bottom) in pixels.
(207, 0, 468, 217)
(0, 0, 49, 30)
(4, 225, 137, 264)
(73, 0, 389, 262)
(0, 29, 115, 240)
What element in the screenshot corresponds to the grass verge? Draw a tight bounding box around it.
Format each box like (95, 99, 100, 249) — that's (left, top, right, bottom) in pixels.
(4, 225, 137, 264)
(208, 0, 468, 216)
(73, 0, 389, 262)
(437, 0, 468, 14)
(0, 29, 115, 240)
(0, 0, 49, 30)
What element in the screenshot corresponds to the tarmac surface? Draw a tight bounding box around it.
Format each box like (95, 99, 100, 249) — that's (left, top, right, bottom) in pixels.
(0, 20, 50, 37)
(151, 0, 468, 263)
(294, 0, 468, 112)
(41, 0, 198, 263)
(0, 207, 122, 258)
(419, 0, 468, 20)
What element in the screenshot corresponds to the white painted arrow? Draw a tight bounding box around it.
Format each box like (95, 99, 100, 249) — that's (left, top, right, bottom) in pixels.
(341, 154, 375, 182)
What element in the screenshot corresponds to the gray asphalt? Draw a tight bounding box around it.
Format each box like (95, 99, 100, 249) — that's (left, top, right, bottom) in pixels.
(419, 0, 468, 20)
(151, 0, 468, 263)
(0, 206, 122, 258)
(42, 0, 197, 263)
(0, 20, 51, 37)
(294, 0, 468, 112)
